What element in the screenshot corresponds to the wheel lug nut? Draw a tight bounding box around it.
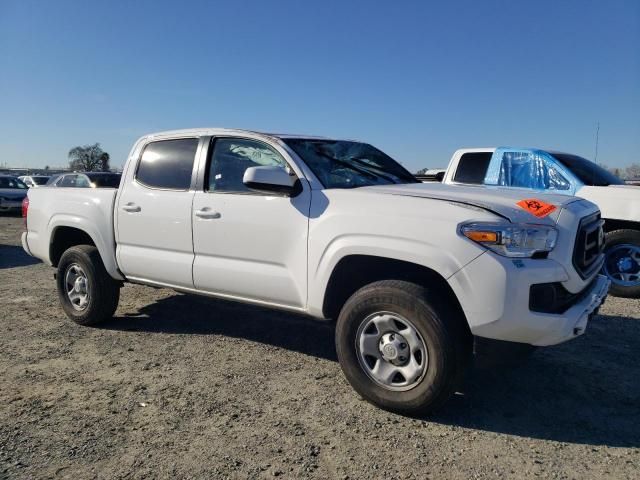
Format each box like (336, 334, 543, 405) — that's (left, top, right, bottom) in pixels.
(389, 334, 395, 340)
(400, 343, 407, 349)
(399, 356, 406, 362)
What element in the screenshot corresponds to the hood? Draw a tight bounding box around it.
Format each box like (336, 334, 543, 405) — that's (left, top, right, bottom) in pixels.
(362, 183, 584, 225)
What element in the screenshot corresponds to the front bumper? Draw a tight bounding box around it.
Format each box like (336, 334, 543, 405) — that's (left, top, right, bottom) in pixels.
(448, 251, 610, 346)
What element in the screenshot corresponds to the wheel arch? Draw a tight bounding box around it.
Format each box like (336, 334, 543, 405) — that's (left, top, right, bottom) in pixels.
(321, 255, 470, 335)
(48, 219, 124, 281)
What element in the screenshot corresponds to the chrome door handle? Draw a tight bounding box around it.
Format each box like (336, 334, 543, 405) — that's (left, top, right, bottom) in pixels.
(122, 203, 141, 213)
(195, 208, 221, 219)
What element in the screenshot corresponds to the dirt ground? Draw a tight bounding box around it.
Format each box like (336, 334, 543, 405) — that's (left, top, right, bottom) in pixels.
(1, 215, 639, 479)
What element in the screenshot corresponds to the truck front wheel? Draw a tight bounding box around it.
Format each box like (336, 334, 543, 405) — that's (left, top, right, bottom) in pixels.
(335, 280, 470, 415)
(603, 229, 640, 298)
(56, 245, 120, 326)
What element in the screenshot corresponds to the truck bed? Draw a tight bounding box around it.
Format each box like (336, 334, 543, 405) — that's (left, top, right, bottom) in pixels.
(23, 187, 122, 280)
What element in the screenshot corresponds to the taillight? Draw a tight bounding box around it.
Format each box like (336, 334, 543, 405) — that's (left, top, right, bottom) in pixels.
(22, 196, 29, 228)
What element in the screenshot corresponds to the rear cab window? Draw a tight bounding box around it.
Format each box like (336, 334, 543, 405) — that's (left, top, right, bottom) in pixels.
(136, 138, 199, 190)
(453, 152, 492, 184)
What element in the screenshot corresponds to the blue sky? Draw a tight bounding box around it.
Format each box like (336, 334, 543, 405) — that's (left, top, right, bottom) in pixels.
(1, 0, 638, 171)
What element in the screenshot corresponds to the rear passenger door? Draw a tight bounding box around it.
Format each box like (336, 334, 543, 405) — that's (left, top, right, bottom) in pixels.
(116, 137, 202, 288)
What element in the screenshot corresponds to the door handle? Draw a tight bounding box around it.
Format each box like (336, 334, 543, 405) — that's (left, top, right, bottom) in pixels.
(195, 208, 221, 219)
(122, 203, 141, 213)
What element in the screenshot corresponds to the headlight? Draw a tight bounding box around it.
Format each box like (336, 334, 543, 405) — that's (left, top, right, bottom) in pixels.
(460, 222, 558, 258)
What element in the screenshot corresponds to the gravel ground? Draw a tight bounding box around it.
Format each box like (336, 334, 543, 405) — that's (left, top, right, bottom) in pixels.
(1, 215, 639, 479)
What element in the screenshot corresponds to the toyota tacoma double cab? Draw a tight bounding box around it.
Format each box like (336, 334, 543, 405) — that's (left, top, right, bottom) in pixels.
(22, 129, 609, 414)
(441, 147, 640, 298)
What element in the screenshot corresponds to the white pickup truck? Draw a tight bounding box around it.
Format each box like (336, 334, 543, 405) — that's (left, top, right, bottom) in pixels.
(22, 129, 609, 414)
(442, 148, 640, 298)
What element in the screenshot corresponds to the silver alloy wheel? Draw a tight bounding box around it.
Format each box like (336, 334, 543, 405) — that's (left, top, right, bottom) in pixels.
(603, 244, 640, 287)
(65, 263, 90, 311)
(355, 311, 428, 391)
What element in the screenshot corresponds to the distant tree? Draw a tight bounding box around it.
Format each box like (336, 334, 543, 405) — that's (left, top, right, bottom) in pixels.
(625, 163, 640, 180)
(44, 165, 50, 171)
(68, 143, 110, 172)
(415, 168, 428, 175)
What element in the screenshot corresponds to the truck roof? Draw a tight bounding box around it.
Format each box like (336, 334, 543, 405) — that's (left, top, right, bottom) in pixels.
(141, 128, 335, 142)
(457, 147, 575, 157)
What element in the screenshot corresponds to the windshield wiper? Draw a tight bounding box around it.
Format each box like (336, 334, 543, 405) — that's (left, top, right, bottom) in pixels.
(312, 150, 388, 182)
(348, 157, 405, 183)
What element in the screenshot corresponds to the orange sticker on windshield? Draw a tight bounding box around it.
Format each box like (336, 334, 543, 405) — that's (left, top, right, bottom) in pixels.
(517, 199, 557, 218)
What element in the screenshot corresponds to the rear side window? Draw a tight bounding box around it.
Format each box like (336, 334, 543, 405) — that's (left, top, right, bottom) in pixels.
(136, 138, 199, 190)
(453, 152, 492, 184)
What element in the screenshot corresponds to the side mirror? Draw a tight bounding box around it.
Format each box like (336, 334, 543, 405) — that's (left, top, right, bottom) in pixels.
(243, 166, 299, 196)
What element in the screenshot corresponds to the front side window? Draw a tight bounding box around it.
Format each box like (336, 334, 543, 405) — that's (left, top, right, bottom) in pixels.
(488, 150, 570, 190)
(552, 153, 624, 186)
(284, 139, 417, 189)
(136, 138, 199, 190)
(207, 138, 287, 193)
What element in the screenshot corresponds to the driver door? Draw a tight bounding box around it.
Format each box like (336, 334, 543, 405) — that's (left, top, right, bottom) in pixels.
(192, 136, 311, 308)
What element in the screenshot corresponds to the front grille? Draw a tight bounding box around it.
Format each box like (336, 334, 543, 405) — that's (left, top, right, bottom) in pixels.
(573, 212, 605, 279)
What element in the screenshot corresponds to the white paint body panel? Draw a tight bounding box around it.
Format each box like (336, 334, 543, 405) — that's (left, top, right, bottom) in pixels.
(576, 185, 640, 223)
(116, 182, 195, 288)
(192, 188, 311, 308)
(23, 129, 609, 348)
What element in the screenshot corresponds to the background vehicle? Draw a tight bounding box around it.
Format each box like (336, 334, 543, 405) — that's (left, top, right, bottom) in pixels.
(441, 148, 640, 298)
(46, 172, 122, 188)
(18, 175, 51, 188)
(0, 175, 28, 213)
(22, 129, 608, 414)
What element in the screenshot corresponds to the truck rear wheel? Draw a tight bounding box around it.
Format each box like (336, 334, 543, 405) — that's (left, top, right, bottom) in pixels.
(603, 229, 640, 298)
(56, 245, 120, 326)
(335, 280, 471, 415)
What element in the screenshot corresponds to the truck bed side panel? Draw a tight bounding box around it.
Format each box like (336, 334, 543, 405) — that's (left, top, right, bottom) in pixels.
(25, 188, 123, 280)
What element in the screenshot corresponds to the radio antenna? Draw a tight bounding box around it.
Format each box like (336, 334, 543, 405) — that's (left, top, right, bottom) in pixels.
(594, 121, 600, 163)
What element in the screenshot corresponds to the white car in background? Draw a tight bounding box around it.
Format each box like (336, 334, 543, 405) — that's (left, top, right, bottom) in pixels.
(18, 175, 51, 188)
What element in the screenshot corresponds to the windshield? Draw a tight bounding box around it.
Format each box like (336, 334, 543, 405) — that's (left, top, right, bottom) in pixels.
(32, 176, 50, 185)
(86, 173, 122, 188)
(552, 153, 624, 186)
(0, 177, 27, 189)
(283, 139, 418, 189)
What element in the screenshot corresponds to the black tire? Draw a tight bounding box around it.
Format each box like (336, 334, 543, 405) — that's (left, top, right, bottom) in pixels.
(604, 229, 640, 298)
(56, 245, 120, 326)
(335, 280, 471, 415)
